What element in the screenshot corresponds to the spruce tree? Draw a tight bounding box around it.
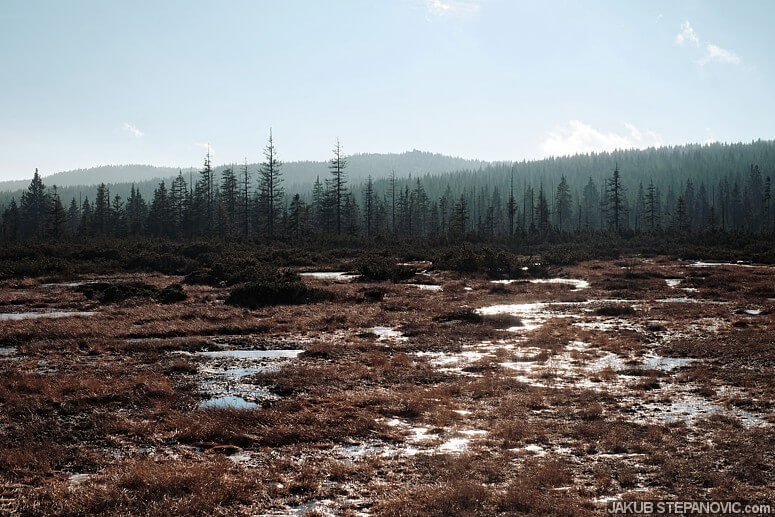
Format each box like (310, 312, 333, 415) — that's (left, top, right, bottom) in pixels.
(329, 138, 347, 234)
(258, 130, 283, 239)
(67, 198, 80, 235)
(553, 175, 572, 231)
(363, 175, 375, 237)
(2, 198, 20, 241)
(606, 164, 625, 234)
(48, 185, 66, 239)
(170, 170, 189, 237)
(220, 166, 238, 237)
(20, 169, 49, 238)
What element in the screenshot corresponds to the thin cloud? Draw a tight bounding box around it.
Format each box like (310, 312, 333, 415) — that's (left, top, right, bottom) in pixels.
(425, 0, 480, 17)
(700, 43, 741, 66)
(542, 120, 663, 157)
(194, 142, 215, 156)
(675, 21, 741, 67)
(675, 21, 699, 46)
(123, 122, 144, 138)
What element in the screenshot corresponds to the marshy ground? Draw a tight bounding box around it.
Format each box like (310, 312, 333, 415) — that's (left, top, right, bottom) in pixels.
(1, 257, 773, 515)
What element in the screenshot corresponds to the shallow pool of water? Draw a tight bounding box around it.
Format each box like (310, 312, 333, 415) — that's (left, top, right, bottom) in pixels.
(407, 283, 442, 291)
(688, 260, 754, 268)
(199, 349, 302, 359)
(371, 326, 407, 341)
(529, 278, 590, 290)
(299, 271, 359, 282)
(198, 395, 258, 409)
(642, 355, 691, 371)
(0, 311, 97, 321)
(219, 366, 265, 378)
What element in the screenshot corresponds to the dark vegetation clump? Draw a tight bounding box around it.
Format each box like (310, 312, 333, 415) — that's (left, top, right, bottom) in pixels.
(157, 283, 187, 304)
(354, 255, 415, 282)
(434, 309, 484, 324)
(595, 305, 636, 317)
(77, 281, 159, 303)
(76, 281, 188, 305)
(226, 275, 333, 309)
(360, 286, 388, 302)
(482, 313, 523, 328)
(433, 244, 525, 276)
(182, 268, 223, 286)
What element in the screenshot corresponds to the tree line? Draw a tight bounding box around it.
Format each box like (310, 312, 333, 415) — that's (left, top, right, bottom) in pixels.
(1, 134, 773, 243)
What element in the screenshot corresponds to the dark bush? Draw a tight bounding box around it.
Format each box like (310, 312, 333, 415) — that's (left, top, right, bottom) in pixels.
(157, 283, 187, 304)
(76, 281, 159, 303)
(361, 287, 388, 302)
(433, 244, 534, 277)
(595, 305, 636, 317)
(355, 255, 415, 282)
(434, 309, 483, 324)
(226, 280, 333, 309)
(183, 268, 223, 286)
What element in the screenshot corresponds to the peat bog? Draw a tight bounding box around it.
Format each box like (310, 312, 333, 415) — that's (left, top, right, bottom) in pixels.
(1, 252, 773, 515)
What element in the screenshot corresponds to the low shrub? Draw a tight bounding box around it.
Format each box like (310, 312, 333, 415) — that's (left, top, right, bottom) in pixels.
(434, 309, 484, 324)
(76, 281, 159, 303)
(225, 279, 332, 308)
(360, 287, 388, 301)
(157, 283, 187, 304)
(595, 305, 636, 317)
(182, 268, 223, 286)
(355, 255, 415, 282)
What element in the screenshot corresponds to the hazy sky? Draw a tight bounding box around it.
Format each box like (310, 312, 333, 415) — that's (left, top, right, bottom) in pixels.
(1, 0, 773, 180)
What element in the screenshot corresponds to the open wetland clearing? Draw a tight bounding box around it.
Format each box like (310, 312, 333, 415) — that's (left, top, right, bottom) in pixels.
(0, 256, 773, 515)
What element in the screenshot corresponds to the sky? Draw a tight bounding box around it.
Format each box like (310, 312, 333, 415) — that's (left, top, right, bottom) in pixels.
(1, 0, 774, 180)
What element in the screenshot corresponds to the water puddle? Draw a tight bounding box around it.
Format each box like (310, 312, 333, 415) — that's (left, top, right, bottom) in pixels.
(529, 278, 590, 290)
(415, 350, 487, 373)
(665, 279, 682, 288)
(299, 272, 359, 282)
(370, 326, 407, 341)
(406, 283, 442, 291)
(269, 499, 338, 517)
(655, 297, 728, 304)
(689, 260, 754, 268)
(41, 281, 90, 288)
(639, 395, 767, 426)
(198, 395, 258, 409)
(196, 347, 303, 407)
(477, 301, 586, 332)
(642, 355, 691, 371)
(492, 278, 590, 290)
(0, 346, 17, 356)
(199, 349, 302, 359)
(438, 437, 470, 452)
(0, 311, 97, 321)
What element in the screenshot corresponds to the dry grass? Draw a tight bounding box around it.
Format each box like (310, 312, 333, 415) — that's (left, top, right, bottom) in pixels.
(2, 257, 774, 514)
(17, 456, 257, 517)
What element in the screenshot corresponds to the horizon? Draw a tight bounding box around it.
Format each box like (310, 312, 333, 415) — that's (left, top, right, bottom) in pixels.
(2, 1, 774, 181)
(3, 137, 769, 184)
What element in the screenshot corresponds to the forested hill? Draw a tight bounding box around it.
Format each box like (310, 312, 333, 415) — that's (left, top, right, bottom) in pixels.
(3, 140, 771, 218)
(369, 140, 775, 201)
(3, 139, 775, 242)
(0, 150, 488, 195)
